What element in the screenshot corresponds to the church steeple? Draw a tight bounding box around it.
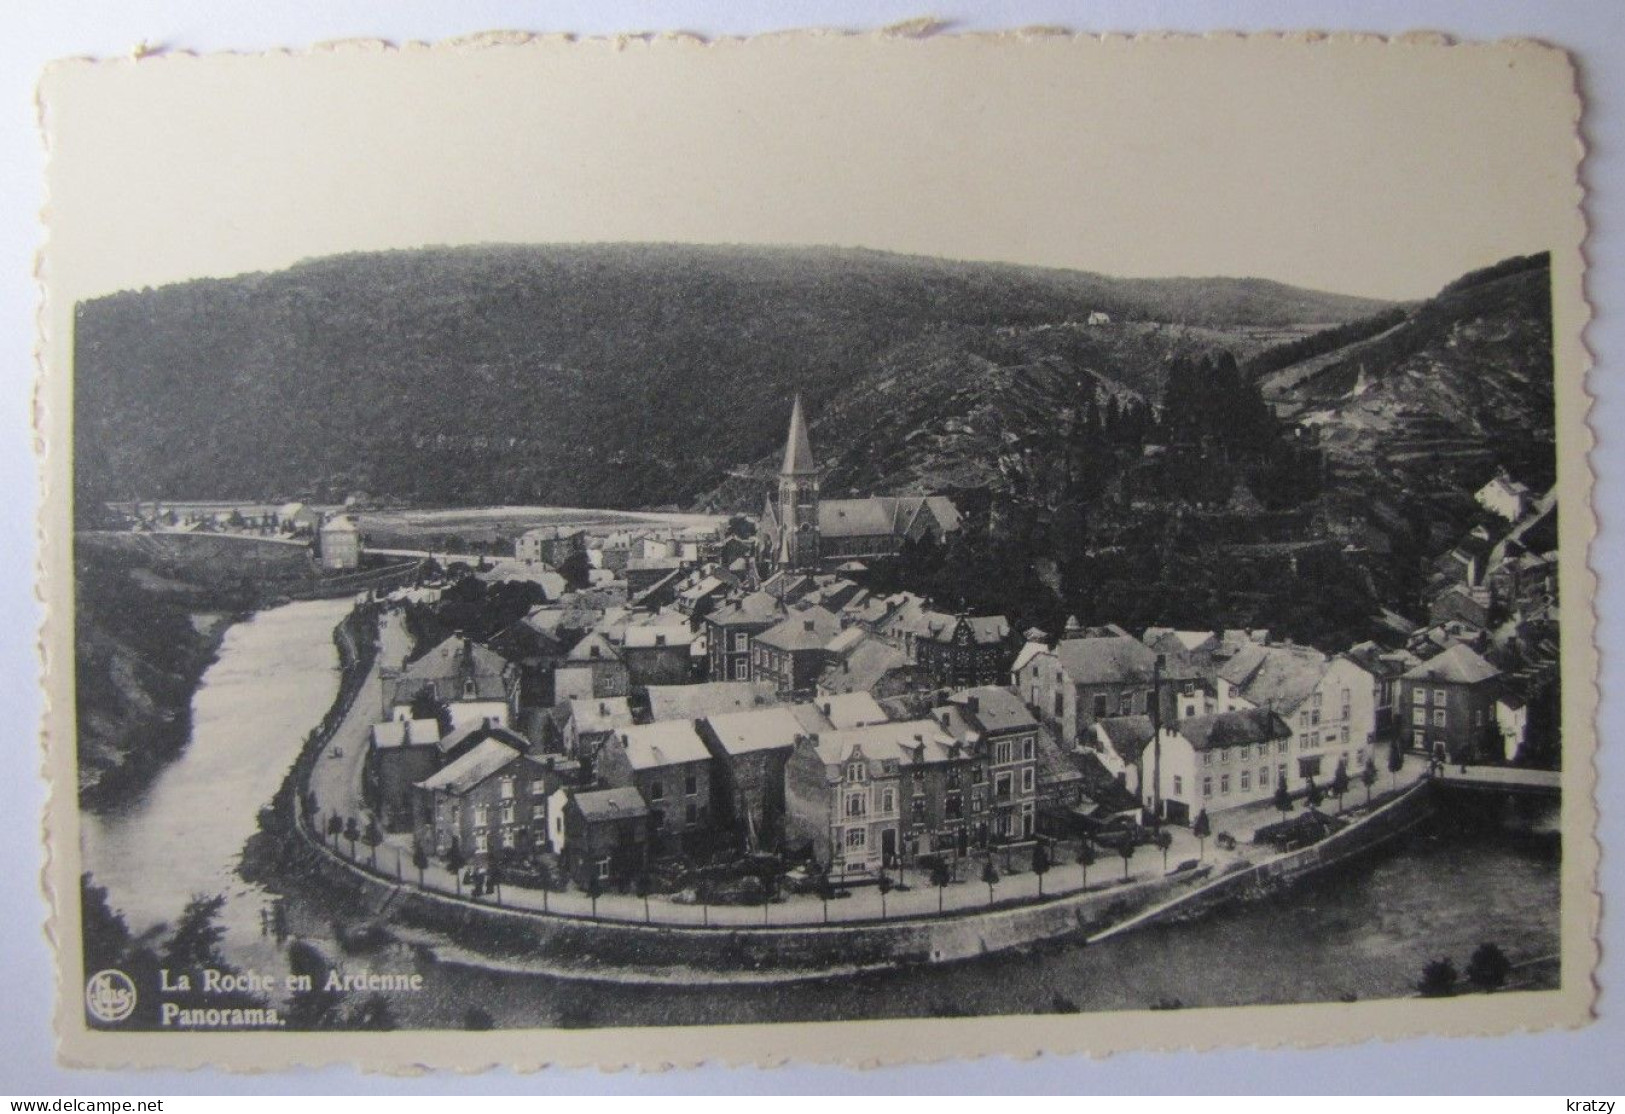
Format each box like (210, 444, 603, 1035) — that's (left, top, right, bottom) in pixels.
(781, 393, 817, 476)
(776, 394, 821, 569)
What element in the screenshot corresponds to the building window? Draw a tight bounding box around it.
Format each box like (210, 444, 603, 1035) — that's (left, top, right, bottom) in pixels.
(1093, 694, 1108, 718)
(499, 777, 514, 800)
(972, 796, 984, 813)
(1278, 762, 1287, 785)
(685, 772, 698, 796)
(1220, 748, 1232, 764)
(1203, 751, 1214, 767)
(1220, 775, 1231, 795)
(1202, 776, 1213, 797)
(1434, 688, 1447, 705)
(846, 828, 866, 850)
(1172, 775, 1183, 797)
(474, 831, 488, 854)
(1023, 738, 1035, 761)
(473, 804, 489, 827)
(947, 770, 962, 791)
(596, 857, 612, 880)
(686, 803, 698, 825)
(1340, 725, 1350, 745)
(995, 773, 1012, 800)
(912, 769, 925, 789)
(649, 781, 665, 801)
(732, 660, 748, 680)
(1413, 687, 1426, 705)
(911, 798, 925, 823)
(500, 802, 515, 825)
(847, 763, 866, 783)
(881, 789, 895, 813)
(1413, 707, 1426, 726)
(1021, 768, 1034, 793)
(733, 632, 748, 652)
(846, 794, 866, 818)
(1053, 692, 1064, 717)
(1278, 739, 1289, 754)
(1240, 771, 1251, 791)
(1119, 691, 1133, 714)
(973, 765, 985, 785)
(1433, 709, 1447, 727)
(1259, 765, 1271, 786)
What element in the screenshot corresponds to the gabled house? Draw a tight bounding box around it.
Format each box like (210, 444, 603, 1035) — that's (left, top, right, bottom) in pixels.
(363, 717, 442, 832)
(697, 705, 808, 851)
(546, 696, 635, 760)
(817, 628, 931, 700)
(703, 590, 786, 684)
(906, 612, 1015, 688)
(598, 721, 715, 855)
(1011, 628, 1190, 745)
(381, 634, 519, 728)
(784, 723, 910, 876)
(412, 738, 566, 863)
(753, 606, 843, 698)
(1217, 641, 1377, 785)
(1141, 708, 1294, 822)
(551, 786, 650, 889)
(936, 686, 1041, 843)
(553, 631, 629, 703)
(1400, 643, 1502, 762)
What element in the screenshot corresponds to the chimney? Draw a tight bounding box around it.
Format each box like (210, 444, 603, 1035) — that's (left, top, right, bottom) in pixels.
(939, 711, 951, 730)
(966, 694, 980, 715)
(804, 619, 815, 632)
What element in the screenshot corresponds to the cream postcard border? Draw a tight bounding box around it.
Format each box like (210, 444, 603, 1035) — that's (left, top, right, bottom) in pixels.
(35, 28, 1596, 1070)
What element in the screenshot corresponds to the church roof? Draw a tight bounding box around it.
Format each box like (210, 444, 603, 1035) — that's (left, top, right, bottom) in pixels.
(781, 394, 817, 475)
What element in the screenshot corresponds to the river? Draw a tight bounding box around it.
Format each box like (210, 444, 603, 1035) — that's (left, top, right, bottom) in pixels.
(80, 598, 355, 979)
(78, 600, 1562, 1029)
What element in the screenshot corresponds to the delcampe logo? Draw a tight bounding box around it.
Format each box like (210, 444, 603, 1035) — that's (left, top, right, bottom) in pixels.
(85, 969, 137, 1024)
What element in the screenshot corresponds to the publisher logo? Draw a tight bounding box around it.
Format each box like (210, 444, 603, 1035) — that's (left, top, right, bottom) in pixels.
(85, 969, 137, 1024)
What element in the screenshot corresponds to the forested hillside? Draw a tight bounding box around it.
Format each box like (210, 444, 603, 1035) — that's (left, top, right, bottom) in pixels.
(73, 243, 1385, 515)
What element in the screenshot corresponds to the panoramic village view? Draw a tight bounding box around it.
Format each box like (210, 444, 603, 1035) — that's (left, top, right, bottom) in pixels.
(72, 244, 1563, 1031)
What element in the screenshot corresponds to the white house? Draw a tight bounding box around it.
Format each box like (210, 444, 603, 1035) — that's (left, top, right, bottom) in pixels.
(1216, 644, 1377, 786)
(1475, 474, 1533, 523)
(1141, 708, 1294, 823)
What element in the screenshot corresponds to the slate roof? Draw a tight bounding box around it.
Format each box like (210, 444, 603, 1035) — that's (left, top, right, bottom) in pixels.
(565, 631, 622, 664)
(646, 682, 780, 722)
(757, 606, 843, 652)
(781, 394, 817, 475)
(814, 719, 956, 768)
(908, 611, 1010, 646)
(1093, 715, 1155, 766)
(704, 706, 808, 756)
(818, 499, 899, 539)
(706, 590, 786, 627)
(1404, 642, 1501, 685)
(941, 686, 1035, 735)
(1176, 708, 1293, 753)
(1218, 642, 1329, 712)
(615, 721, 713, 769)
(571, 786, 649, 821)
(371, 719, 441, 749)
(434, 721, 529, 759)
(417, 738, 523, 794)
(1052, 633, 1162, 686)
(817, 636, 916, 695)
(814, 691, 890, 730)
(563, 697, 635, 735)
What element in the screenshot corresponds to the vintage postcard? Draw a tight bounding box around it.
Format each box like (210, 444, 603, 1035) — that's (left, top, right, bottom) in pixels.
(38, 30, 1594, 1070)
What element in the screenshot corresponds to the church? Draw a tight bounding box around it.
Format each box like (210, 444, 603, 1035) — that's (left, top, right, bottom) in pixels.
(757, 395, 962, 570)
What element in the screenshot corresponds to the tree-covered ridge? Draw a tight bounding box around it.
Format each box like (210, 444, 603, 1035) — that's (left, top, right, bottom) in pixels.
(72, 243, 1387, 513)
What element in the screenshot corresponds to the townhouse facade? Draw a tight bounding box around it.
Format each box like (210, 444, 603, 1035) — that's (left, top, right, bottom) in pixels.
(597, 721, 715, 856)
(1399, 642, 1503, 761)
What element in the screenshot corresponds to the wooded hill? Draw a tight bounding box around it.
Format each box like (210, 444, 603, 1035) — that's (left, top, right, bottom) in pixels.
(72, 243, 1387, 515)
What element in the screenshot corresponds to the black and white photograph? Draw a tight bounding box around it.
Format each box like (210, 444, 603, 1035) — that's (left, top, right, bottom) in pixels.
(33, 25, 1595, 1072)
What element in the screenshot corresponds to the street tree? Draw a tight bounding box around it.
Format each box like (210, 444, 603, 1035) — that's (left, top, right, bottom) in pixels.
(325, 814, 342, 848)
(1192, 810, 1212, 860)
(1031, 842, 1053, 897)
(362, 817, 383, 867)
(1154, 829, 1173, 872)
(1118, 838, 1136, 881)
(443, 839, 467, 897)
(877, 869, 894, 919)
(1362, 755, 1379, 806)
(1304, 776, 1324, 813)
(1388, 738, 1405, 791)
(1076, 842, 1096, 889)
(1330, 761, 1350, 814)
(487, 856, 504, 905)
(411, 840, 429, 887)
(586, 874, 603, 921)
(342, 816, 360, 859)
(981, 860, 1000, 906)
(634, 873, 652, 924)
(928, 859, 952, 914)
(1273, 776, 1293, 821)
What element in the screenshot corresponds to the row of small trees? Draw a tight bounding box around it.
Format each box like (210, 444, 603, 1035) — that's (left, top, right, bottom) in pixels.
(1267, 742, 1406, 822)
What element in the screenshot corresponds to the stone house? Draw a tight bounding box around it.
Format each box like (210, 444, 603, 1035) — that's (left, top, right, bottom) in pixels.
(697, 705, 807, 852)
(753, 606, 843, 698)
(597, 721, 715, 856)
(935, 686, 1041, 843)
(703, 590, 786, 684)
(363, 717, 441, 832)
(1400, 643, 1503, 762)
(551, 786, 650, 889)
(412, 739, 565, 864)
(553, 631, 629, 703)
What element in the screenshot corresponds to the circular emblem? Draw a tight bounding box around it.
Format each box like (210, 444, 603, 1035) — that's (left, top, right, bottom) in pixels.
(85, 969, 137, 1024)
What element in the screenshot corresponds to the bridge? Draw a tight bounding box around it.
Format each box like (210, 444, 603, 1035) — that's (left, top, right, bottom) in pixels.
(1431, 764, 1562, 798)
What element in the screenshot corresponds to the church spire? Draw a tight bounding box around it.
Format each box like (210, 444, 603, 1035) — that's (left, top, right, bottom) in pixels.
(780, 394, 816, 476)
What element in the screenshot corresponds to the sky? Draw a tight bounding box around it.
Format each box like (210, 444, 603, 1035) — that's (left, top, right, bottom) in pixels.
(39, 31, 1581, 305)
